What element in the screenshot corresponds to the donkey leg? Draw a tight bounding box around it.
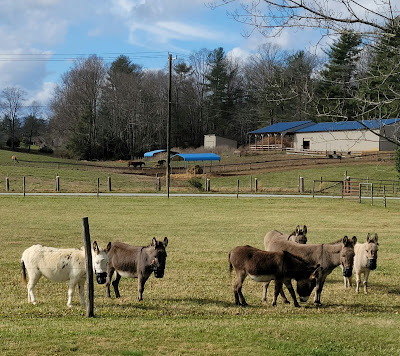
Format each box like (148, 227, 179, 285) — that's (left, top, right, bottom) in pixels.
(67, 282, 76, 308)
(27, 272, 41, 305)
(272, 280, 283, 306)
(105, 267, 115, 298)
(355, 271, 361, 294)
(363, 270, 370, 294)
(313, 278, 326, 306)
(262, 281, 271, 303)
(283, 280, 299, 307)
(112, 273, 121, 298)
(78, 282, 86, 307)
(233, 273, 247, 306)
(137, 274, 150, 301)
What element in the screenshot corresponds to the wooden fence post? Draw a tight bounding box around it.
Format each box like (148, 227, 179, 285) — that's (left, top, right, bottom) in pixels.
(6, 176, 9, 192)
(236, 179, 239, 199)
(255, 178, 258, 193)
(299, 177, 304, 193)
(156, 177, 161, 191)
(383, 185, 387, 208)
(108, 176, 112, 192)
(206, 178, 210, 192)
(23, 176, 26, 197)
(82, 217, 94, 318)
(56, 175, 60, 192)
(97, 178, 100, 198)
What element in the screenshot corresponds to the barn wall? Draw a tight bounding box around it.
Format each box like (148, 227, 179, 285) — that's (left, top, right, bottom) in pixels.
(379, 125, 399, 151)
(204, 134, 237, 150)
(293, 130, 381, 152)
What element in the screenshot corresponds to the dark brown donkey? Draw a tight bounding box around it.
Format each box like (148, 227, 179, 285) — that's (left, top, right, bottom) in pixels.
(262, 225, 308, 304)
(228, 245, 322, 307)
(105, 237, 168, 301)
(264, 234, 356, 306)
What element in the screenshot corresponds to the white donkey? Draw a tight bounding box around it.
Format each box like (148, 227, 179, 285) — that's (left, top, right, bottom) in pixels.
(21, 241, 109, 307)
(344, 233, 379, 293)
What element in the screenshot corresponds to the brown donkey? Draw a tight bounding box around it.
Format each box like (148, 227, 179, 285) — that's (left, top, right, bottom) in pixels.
(105, 237, 168, 301)
(228, 245, 322, 307)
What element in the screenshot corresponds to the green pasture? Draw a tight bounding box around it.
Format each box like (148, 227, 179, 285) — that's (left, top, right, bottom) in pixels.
(0, 149, 398, 195)
(0, 195, 399, 355)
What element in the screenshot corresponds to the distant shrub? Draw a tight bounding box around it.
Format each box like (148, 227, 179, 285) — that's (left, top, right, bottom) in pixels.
(6, 137, 20, 148)
(188, 177, 203, 191)
(39, 145, 54, 154)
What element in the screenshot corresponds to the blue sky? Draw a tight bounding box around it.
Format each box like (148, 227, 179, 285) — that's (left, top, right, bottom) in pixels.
(0, 0, 323, 109)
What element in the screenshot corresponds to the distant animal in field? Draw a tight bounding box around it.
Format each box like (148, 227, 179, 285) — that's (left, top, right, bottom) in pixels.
(264, 233, 356, 306)
(228, 245, 322, 307)
(128, 161, 145, 168)
(156, 159, 166, 167)
(21, 241, 109, 307)
(11, 155, 19, 163)
(105, 237, 168, 301)
(344, 233, 379, 293)
(262, 225, 308, 304)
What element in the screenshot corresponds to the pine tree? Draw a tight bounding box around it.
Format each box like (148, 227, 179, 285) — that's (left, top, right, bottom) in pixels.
(315, 31, 362, 121)
(359, 18, 400, 119)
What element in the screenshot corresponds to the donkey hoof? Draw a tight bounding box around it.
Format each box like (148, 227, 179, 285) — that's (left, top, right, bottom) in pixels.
(314, 302, 322, 307)
(284, 300, 290, 304)
(294, 303, 300, 308)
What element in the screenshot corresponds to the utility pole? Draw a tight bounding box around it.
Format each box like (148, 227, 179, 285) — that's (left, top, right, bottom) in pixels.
(166, 53, 176, 198)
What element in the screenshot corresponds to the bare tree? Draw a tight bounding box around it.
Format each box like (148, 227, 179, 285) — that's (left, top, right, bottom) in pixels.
(0, 87, 26, 150)
(210, 0, 397, 40)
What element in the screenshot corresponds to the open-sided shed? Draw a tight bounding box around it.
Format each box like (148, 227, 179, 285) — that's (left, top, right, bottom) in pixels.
(171, 153, 221, 161)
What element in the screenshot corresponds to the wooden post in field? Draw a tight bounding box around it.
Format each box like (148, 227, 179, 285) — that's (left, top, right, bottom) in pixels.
(206, 178, 210, 192)
(383, 185, 387, 208)
(108, 176, 112, 192)
(6, 176, 9, 192)
(299, 177, 304, 193)
(250, 175, 253, 192)
(255, 178, 258, 193)
(82, 217, 94, 318)
(156, 177, 161, 191)
(23, 176, 26, 197)
(236, 180, 239, 199)
(97, 178, 100, 198)
(371, 184, 374, 206)
(312, 180, 315, 198)
(56, 175, 60, 192)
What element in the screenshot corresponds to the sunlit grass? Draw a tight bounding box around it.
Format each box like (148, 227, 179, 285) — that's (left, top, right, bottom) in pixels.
(1, 196, 400, 355)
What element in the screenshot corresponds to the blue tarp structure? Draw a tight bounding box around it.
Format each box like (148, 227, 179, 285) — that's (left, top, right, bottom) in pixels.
(171, 153, 221, 161)
(144, 149, 167, 157)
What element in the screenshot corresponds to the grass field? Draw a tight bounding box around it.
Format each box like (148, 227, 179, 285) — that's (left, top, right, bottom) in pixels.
(1, 195, 400, 355)
(0, 149, 399, 195)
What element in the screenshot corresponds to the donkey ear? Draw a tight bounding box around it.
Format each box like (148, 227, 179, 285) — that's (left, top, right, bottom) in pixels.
(163, 237, 168, 247)
(93, 241, 99, 253)
(342, 236, 349, 245)
(152, 237, 157, 248)
(296, 225, 300, 234)
(352, 236, 357, 245)
(374, 233, 379, 245)
(366, 233, 371, 242)
(105, 242, 111, 252)
(303, 225, 307, 234)
(311, 265, 323, 279)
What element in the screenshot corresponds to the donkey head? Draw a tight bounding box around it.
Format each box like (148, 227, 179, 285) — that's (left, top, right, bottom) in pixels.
(341, 235, 357, 277)
(366, 233, 379, 270)
(293, 225, 308, 244)
(92, 241, 109, 284)
(149, 237, 168, 278)
(297, 265, 323, 302)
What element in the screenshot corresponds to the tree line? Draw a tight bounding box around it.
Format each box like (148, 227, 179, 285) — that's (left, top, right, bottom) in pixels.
(1, 18, 400, 159)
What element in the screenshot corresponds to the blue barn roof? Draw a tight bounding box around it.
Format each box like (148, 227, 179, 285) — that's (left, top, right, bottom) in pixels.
(248, 121, 314, 134)
(171, 153, 221, 161)
(297, 118, 400, 133)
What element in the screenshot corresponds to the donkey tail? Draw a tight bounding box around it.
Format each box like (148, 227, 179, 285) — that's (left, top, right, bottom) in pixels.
(228, 252, 233, 274)
(21, 260, 27, 286)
